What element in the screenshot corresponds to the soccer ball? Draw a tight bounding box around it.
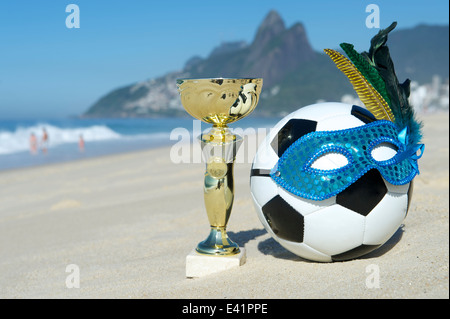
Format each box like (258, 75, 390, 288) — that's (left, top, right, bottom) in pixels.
(250, 102, 414, 262)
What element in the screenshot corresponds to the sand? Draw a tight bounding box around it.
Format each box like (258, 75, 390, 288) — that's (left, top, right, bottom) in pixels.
(0, 112, 448, 299)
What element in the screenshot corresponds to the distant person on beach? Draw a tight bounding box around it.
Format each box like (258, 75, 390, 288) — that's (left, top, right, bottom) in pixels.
(79, 134, 85, 152)
(29, 133, 38, 155)
(41, 128, 49, 154)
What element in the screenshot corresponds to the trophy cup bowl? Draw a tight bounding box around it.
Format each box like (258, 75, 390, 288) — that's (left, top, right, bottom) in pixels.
(177, 78, 263, 256)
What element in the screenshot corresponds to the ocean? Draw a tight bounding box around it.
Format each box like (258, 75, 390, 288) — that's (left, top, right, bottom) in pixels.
(0, 116, 280, 171)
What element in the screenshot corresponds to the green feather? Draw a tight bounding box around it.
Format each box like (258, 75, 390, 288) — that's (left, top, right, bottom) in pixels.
(340, 42, 391, 107)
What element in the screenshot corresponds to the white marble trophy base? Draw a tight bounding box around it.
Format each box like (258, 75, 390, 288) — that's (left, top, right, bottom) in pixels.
(185, 248, 246, 278)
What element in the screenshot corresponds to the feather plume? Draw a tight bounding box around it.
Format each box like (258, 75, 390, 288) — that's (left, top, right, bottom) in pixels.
(324, 49, 395, 122)
(359, 22, 423, 146)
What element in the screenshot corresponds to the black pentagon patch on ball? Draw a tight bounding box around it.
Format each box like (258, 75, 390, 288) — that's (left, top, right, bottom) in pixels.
(331, 244, 381, 262)
(250, 167, 271, 178)
(261, 195, 304, 243)
(336, 169, 388, 216)
(405, 180, 414, 217)
(351, 105, 377, 124)
(271, 119, 317, 157)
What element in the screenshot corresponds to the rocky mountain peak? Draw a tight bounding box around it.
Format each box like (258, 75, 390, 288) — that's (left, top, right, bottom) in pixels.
(245, 11, 315, 86)
(252, 10, 286, 48)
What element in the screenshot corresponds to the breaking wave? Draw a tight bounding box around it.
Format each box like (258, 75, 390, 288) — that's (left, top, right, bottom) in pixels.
(0, 123, 122, 155)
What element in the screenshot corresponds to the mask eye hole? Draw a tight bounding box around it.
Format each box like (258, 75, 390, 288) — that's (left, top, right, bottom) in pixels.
(310, 151, 350, 171)
(371, 142, 399, 162)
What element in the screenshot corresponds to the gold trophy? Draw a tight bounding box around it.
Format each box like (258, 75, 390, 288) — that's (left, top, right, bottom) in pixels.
(177, 78, 263, 256)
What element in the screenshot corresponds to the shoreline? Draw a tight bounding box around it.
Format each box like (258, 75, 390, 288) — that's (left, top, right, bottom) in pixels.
(0, 112, 448, 298)
(0, 115, 280, 173)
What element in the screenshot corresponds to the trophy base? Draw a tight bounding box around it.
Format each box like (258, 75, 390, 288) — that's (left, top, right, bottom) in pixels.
(186, 248, 246, 278)
(195, 227, 240, 256)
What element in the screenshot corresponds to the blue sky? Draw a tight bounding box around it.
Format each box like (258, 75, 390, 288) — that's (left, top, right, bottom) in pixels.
(0, 0, 448, 118)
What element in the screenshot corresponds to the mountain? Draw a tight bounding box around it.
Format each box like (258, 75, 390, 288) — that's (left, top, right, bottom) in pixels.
(387, 24, 449, 84)
(185, 11, 316, 87)
(83, 10, 449, 118)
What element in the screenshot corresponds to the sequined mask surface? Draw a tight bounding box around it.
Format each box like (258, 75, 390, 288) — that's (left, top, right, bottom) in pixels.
(271, 120, 423, 201)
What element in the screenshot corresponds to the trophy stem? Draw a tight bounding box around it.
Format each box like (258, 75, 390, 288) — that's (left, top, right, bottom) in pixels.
(197, 127, 242, 256)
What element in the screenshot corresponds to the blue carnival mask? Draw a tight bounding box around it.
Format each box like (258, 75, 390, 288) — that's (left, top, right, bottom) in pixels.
(270, 120, 424, 201)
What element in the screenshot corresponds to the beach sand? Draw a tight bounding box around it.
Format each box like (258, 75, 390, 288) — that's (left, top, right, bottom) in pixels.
(0, 112, 448, 299)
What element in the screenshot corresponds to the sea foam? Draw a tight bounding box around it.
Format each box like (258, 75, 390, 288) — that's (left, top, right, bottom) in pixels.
(0, 123, 121, 155)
